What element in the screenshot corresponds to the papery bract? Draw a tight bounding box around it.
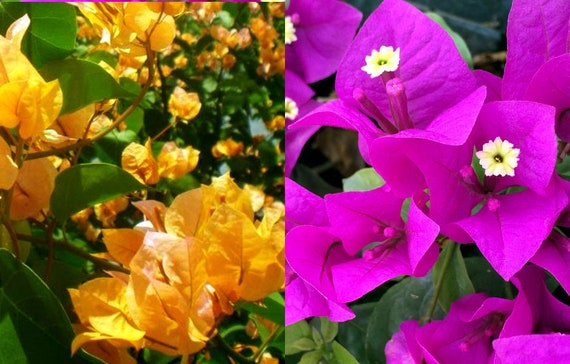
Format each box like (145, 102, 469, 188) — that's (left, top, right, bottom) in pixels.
(285, 0, 361, 83)
(127, 232, 213, 355)
(328, 190, 439, 302)
(286, 225, 354, 324)
(284, 70, 320, 176)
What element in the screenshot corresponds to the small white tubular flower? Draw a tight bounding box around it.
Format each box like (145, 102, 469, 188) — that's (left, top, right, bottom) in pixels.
(285, 16, 297, 45)
(361, 46, 400, 78)
(476, 137, 520, 177)
(285, 97, 299, 120)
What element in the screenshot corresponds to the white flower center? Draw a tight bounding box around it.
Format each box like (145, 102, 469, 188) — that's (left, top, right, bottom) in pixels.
(476, 137, 520, 177)
(285, 16, 297, 45)
(361, 46, 400, 78)
(285, 97, 299, 120)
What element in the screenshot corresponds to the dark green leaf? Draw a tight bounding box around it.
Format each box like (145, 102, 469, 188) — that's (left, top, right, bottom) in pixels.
(0, 249, 102, 363)
(40, 59, 134, 114)
(331, 341, 360, 364)
(342, 168, 385, 192)
(365, 274, 442, 364)
(426, 12, 473, 68)
(337, 302, 376, 364)
(239, 292, 284, 326)
(94, 129, 138, 164)
(432, 242, 475, 312)
(0, 3, 76, 68)
(50, 163, 148, 222)
(465, 256, 507, 298)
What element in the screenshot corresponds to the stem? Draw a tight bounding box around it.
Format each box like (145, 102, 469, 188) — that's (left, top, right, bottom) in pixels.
(504, 281, 514, 300)
(425, 240, 456, 321)
(26, 49, 157, 161)
(3, 221, 20, 259)
(152, 116, 176, 141)
(252, 325, 283, 362)
(211, 334, 255, 364)
(16, 233, 129, 274)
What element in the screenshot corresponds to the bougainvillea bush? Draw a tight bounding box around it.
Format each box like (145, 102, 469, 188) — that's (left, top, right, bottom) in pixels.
(285, 0, 570, 362)
(0, 2, 284, 363)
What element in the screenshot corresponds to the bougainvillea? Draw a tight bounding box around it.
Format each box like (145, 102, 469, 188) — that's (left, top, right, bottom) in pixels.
(285, 0, 570, 362)
(0, 2, 284, 363)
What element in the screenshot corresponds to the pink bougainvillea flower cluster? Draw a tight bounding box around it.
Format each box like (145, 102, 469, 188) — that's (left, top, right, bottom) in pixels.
(284, 0, 361, 177)
(285, 0, 570, 359)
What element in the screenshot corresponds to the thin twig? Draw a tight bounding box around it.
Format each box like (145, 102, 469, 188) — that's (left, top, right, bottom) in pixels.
(16, 233, 129, 274)
(424, 240, 456, 322)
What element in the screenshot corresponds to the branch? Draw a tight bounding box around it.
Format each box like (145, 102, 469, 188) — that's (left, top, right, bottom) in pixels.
(16, 233, 129, 274)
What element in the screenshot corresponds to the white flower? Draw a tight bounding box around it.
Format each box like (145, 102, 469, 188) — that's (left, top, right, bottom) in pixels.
(285, 97, 299, 120)
(476, 137, 520, 177)
(361, 46, 400, 78)
(285, 16, 297, 45)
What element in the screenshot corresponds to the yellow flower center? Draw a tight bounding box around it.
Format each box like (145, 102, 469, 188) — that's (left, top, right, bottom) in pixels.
(285, 97, 299, 120)
(285, 16, 297, 45)
(361, 46, 400, 78)
(476, 137, 520, 177)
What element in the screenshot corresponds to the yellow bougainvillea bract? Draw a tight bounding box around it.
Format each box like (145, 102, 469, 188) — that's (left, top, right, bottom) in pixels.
(70, 173, 284, 356)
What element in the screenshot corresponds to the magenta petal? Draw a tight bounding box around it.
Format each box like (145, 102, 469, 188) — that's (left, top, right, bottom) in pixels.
(385, 321, 423, 364)
(286, 70, 315, 106)
(503, 0, 570, 99)
(332, 243, 412, 302)
(285, 178, 328, 231)
(286, 0, 361, 84)
(530, 231, 570, 296)
(291, 99, 383, 163)
(285, 272, 354, 325)
(285, 71, 322, 176)
(454, 181, 567, 280)
(523, 54, 570, 142)
(473, 69, 503, 102)
(331, 198, 439, 302)
(406, 195, 440, 272)
(494, 334, 570, 364)
(325, 188, 404, 255)
(369, 87, 485, 197)
(336, 0, 476, 128)
(475, 101, 557, 193)
(286, 225, 351, 300)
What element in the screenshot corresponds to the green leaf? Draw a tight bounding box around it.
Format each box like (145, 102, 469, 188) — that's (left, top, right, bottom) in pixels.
(400, 198, 411, 222)
(317, 317, 338, 344)
(472, 146, 486, 185)
(432, 242, 475, 312)
(426, 12, 473, 69)
(285, 320, 311, 355)
(40, 59, 135, 114)
(342, 168, 385, 192)
(556, 156, 570, 181)
(365, 274, 442, 364)
(0, 249, 102, 363)
(299, 350, 323, 364)
(50, 163, 148, 222)
(0, 3, 76, 68)
(465, 256, 507, 298)
(331, 341, 360, 364)
(239, 292, 284, 325)
(312, 326, 324, 347)
(94, 129, 138, 164)
(337, 302, 376, 364)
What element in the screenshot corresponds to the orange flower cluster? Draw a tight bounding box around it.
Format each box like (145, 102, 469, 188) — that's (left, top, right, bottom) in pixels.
(69, 173, 284, 360)
(74, 2, 184, 58)
(0, 15, 63, 220)
(121, 139, 200, 184)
